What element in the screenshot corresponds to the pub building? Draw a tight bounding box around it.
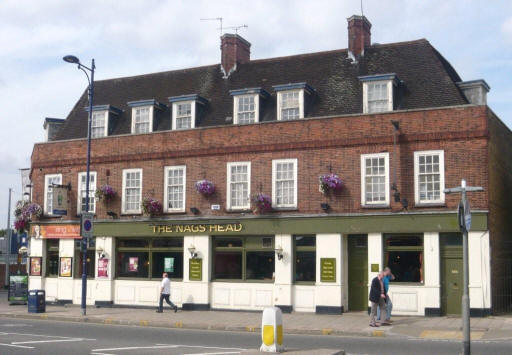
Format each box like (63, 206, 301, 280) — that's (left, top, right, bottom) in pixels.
(28, 15, 512, 316)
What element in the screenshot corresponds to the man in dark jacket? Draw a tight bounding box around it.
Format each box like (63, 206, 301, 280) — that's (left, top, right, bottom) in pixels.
(369, 271, 388, 327)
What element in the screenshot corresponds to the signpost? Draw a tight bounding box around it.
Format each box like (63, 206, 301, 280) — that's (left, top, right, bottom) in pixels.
(444, 179, 483, 355)
(81, 213, 94, 239)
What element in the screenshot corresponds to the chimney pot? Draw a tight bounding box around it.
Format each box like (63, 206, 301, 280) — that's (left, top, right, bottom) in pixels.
(347, 15, 372, 58)
(220, 33, 251, 78)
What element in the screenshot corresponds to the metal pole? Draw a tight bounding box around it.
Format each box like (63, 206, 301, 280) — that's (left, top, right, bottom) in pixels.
(4, 188, 12, 288)
(81, 58, 95, 316)
(461, 182, 470, 355)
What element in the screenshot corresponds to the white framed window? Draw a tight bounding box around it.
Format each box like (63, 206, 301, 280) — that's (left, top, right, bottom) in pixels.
(131, 106, 153, 134)
(363, 80, 393, 114)
(172, 101, 195, 130)
(122, 169, 142, 214)
(164, 166, 186, 212)
(77, 172, 97, 214)
(360, 153, 390, 206)
(277, 90, 304, 121)
(414, 150, 445, 204)
(91, 111, 108, 138)
(44, 174, 62, 215)
(233, 95, 258, 124)
(272, 159, 298, 209)
(227, 162, 251, 210)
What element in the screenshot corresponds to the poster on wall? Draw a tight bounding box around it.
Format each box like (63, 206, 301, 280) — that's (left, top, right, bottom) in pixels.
(30, 257, 42, 276)
(59, 257, 73, 277)
(128, 257, 138, 272)
(164, 257, 174, 273)
(97, 258, 109, 278)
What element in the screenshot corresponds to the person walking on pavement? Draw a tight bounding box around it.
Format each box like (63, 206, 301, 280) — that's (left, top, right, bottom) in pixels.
(377, 267, 395, 323)
(156, 272, 178, 313)
(369, 271, 388, 327)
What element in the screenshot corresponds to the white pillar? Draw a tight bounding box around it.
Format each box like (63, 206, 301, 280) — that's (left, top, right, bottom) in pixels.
(183, 235, 210, 309)
(28, 237, 44, 290)
(468, 231, 491, 310)
(94, 236, 114, 305)
(57, 239, 74, 301)
(423, 232, 441, 311)
(315, 233, 342, 313)
(367, 233, 382, 308)
(274, 234, 292, 310)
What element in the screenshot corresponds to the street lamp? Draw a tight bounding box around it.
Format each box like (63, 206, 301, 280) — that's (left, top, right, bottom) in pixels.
(63, 54, 95, 316)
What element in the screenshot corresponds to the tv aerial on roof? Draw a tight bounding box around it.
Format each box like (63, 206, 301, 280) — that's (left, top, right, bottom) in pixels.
(200, 17, 223, 36)
(220, 24, 248, 35)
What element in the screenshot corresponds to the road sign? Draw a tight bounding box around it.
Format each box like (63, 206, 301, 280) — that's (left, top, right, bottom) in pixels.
(458, 199, 471, 232)
(81, 212, 94, 239)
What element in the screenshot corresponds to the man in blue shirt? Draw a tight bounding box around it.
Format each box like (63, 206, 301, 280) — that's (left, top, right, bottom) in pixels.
(377, 267, 395, 322)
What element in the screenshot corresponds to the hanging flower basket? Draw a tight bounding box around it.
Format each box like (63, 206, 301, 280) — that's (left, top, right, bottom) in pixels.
(253, 193, 272, 214)
(141, 197, 163, 217)
(319, 173, 344, 194)
(14, 201, 42, 233)
(95, 184, 116, 202)
(195, 179, 216, 196)
(14, 219, 27, 234)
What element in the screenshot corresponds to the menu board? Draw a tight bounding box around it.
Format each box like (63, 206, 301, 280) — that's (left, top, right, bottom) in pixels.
(8, 275, 28, 302)
(189, 258, 202, 281)
(320, 258, 336, 282)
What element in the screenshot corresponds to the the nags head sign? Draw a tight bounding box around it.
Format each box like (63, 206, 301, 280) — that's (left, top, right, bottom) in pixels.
(152, 223, 243, 234)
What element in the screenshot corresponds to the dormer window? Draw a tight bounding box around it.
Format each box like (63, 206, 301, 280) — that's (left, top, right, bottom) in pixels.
(229, 88, 269, 125)
(359, 74, 399, 114)
(169, 94, 207, 130)
(86, 105, 122, 138)
(127, 99, 166, 134)
(273, 83, 313, 121)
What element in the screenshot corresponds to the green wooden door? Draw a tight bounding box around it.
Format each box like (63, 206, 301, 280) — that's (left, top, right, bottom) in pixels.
(348, 235, 368, 311)
(440, 233, 463, 315)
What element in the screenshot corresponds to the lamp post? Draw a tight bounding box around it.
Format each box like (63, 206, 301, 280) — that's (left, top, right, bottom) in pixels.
(63, 55, 95, 316)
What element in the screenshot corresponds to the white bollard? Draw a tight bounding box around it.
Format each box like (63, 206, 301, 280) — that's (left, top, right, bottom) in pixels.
(260, 307, 284, 353)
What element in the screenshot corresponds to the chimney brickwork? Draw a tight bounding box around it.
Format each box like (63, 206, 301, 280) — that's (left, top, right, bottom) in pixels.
(347, 15, 371, 58)
(220, 33, 251, 78)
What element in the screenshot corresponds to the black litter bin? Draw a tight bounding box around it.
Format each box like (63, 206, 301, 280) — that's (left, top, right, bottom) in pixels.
(28, 290, 46, 313)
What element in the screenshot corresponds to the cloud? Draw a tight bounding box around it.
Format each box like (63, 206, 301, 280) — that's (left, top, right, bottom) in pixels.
(502, 16, 512, 43)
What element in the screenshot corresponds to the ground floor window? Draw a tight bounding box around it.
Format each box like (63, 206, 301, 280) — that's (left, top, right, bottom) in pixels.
(213, 236, 274, 281)
(75, 238, 96, 278)
(294, 235, 316, 283)
(46, 239, 59, 277)
(384, 234, 424, 283)
(116, 237, 183, 279)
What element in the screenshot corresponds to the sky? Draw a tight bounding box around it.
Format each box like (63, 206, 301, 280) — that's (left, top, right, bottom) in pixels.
(0, 0, 511, 229)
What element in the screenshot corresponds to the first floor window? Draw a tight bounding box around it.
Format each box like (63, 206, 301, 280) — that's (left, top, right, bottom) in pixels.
(227, 162, 250, 210)
(294, 235, 316, 283)
(366, 81, 390, 113)
(414, 150, 445, 204)
(172, 101, 195, 130)
(164, 166, 186, 212)
(133, 106, 151, 133)
(91, 111, 107, 138)
(116, 238, 183, 279)
(122, 169, 142, 214)
(384, 234, 424, 283)
(272, 159, 297, 208)
(213, 236, 274, 281)
(361, 153, 389, 206)
(44, 174, 62, 215)
(46, 239, 59, 277)
(77, 172, 96, 213)
(235, 95, 257, 124)
(74, 238, 96, 278)
(278, 90, 301, 120)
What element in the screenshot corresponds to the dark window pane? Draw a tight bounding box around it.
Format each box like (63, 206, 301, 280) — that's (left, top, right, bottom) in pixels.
(215, 238, 243, 248)
(47, 251, 59, 277)
(214, 252, 242, 279)
(117, 239, 149, 248)
(152, 238, 183, 248)
(76, 250, 95, 278)
(440, 233, 462, 246)
(152, 252, 183, 279)
(385, 235, 423, 247)
(295, 251, 316, 282)
(294, 235, 315, 247)
(246, 252, 274, 280)
(48, 239, 59, 249)
(116, 251, 149, 278)
(386, 251, 423, 282)
(262, 238, 273, 249)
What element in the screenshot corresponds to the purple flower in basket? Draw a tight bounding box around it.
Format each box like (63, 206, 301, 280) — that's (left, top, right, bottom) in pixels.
(253, 193, 272, 213)
(319, 173, 343, 194)
(195, 180, 215, 196)
(142, 197, 162, 216)
(96, 184, 116, 202)
(14, 219, 26, 233)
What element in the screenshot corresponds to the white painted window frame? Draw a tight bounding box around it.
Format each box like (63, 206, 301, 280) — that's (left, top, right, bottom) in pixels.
(121, 168, 143, 214)
(362, 80, 393, 114)
(172, 101, 196, 130)
(277, 90, 304, 121)
(91, 111, 108, 138)
(360, 152, 390, 206)
(233, 94, 259, 124)
(131, 106, 154, 134)
(272, 158, 298, 209)
(44, 173, 62, 215)
(414, 150, 445, 205)
(163, 165, 186, 213)
(77, 171, 97, 214)
(226, 162, 251, 211)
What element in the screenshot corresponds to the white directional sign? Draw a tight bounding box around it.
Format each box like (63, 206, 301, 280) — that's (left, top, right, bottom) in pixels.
(81, 213, 94, 239)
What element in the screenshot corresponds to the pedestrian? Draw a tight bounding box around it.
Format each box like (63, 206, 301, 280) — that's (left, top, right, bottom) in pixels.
(156, 272, 178, 313)
(377, 267, 395, 323)
(369, 271, 388, 327)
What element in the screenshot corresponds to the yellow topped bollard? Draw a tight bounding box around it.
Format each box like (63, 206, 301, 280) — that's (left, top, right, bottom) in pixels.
(260, 307, 284, 353)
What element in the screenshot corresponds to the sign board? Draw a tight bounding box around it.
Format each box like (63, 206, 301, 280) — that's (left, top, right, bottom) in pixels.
(189, 258, 202, 281)
(8, 275, 28, 302)
(97, 258, 109, 278)
(81, 213, 94, 239)
(31, 224, 80, 239)
(458, 199, 472, 232)
(320, 258, 336, 282)
(371, 263, 380, 272)
(52, 186, 68, 215)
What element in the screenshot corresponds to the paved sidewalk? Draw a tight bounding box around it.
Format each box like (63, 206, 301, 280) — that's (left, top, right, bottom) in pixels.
(1, 293, 511, 340)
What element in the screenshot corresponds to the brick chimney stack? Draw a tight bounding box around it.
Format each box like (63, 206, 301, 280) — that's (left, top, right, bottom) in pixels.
(220, 33, 251, 78)
(347, 15, 371, 58)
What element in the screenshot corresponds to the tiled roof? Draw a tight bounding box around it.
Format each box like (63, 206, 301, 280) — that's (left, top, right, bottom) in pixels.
(55, 39, 467, 140)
